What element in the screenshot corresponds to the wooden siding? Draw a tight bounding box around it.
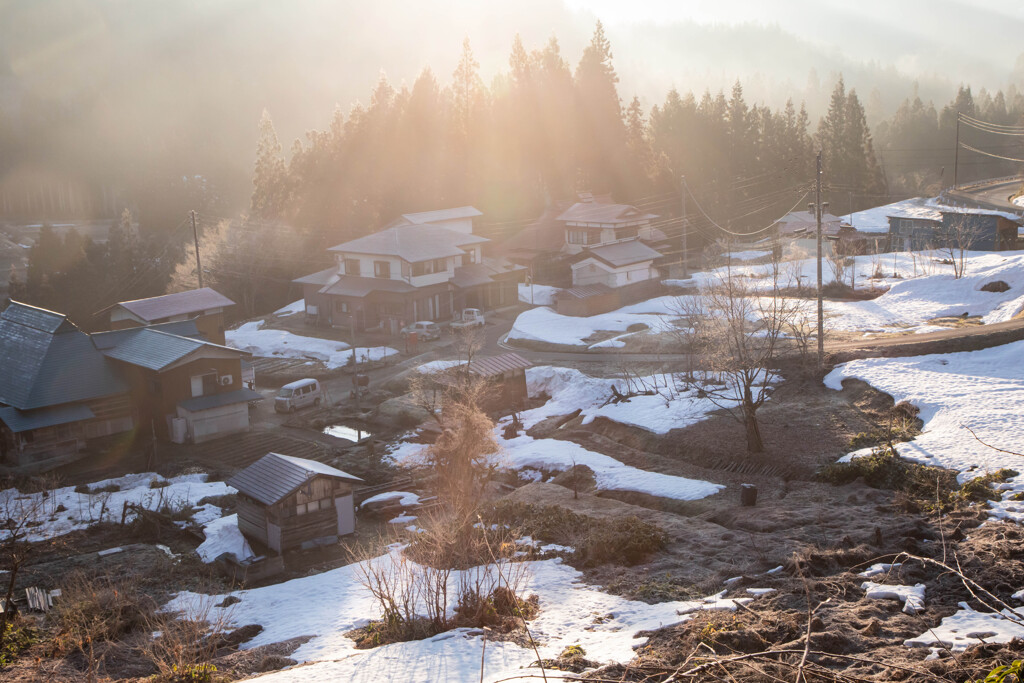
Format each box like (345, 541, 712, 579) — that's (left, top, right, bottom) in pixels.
(236, 494, 269, 547)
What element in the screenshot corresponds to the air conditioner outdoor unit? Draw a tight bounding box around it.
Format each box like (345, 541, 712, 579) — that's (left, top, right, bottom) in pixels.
(219, 375, 233, 386)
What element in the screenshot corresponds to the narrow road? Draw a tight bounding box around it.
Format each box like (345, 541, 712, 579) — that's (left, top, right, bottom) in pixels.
(945, 178, 1022, 213)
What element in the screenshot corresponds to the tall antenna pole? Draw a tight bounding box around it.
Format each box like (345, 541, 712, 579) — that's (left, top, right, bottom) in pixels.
(191, 210, 204, 289)
(815, 151, 824, 371)
(680, 175, 688, 278)
(953, 113, 960, 189)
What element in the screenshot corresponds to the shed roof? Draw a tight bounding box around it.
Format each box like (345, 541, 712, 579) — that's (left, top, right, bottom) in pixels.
(0, 302, 128, 410)
(467, 353, 532, 378)
(578, 239, 662, 268)
(841, 197, 941, 233)
(557, 203, 658, 225)
(0, 404, 95, 433)
(328, 224, 487, 262)
(228, 452, 363, 506)
(112, 288, 235, 322)
(451, 258, 526, 289)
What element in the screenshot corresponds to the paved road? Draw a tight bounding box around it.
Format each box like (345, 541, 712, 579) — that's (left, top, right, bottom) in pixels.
(946, 178, 1023, 213)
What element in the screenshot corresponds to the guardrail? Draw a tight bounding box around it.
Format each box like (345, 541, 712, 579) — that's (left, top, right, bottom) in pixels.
(953, 174, 1024, 192)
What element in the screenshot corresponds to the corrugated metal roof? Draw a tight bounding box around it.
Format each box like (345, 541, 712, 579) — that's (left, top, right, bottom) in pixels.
(178, 387, 263, 412)
(116, 288, 235, 322)
(557, 203, 659, 225)
(560, 283, 614, 299)
(583, 239, 663, 267)
(327, 224, 487, 262)
(451, 258, 527, 289)
(467, 353, 532, 378)
(228, 452, 363, 506)
(0, 302, 128, 410)
(0, 404, 95, 433)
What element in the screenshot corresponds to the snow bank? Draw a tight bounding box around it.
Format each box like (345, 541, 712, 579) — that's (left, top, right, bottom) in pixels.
(861, 581, 925, 615)
(167, 555, 761, 682)
(227, 321, 396, 369)
(196, 514, 254, 563)
(518, 284, 561, 306)
(0, 473, 233, 543)
(826, 341, 1024, 524)
(273, 299, 305, 317)
(508, 297, 683, 349)
(905, 602, 1024, 650)
(360, 491, 421, 508)
(524, 366, 740, 435)
(496, 433, 723, 501)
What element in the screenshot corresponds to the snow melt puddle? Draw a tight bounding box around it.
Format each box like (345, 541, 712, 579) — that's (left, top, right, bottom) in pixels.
(168, 556, 762, 683)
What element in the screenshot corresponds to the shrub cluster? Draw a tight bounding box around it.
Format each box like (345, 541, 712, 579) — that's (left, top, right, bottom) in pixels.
(482, 501, 667, 567)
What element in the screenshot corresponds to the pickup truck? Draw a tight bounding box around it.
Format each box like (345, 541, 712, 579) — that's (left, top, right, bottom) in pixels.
(450, 308, 485, 332)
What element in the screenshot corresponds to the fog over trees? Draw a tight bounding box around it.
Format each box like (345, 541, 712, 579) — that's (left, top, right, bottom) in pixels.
(4, 0, 1024, 320)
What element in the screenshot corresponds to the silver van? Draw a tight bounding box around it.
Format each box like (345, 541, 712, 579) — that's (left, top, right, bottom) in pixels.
(275, 378, 322, 413)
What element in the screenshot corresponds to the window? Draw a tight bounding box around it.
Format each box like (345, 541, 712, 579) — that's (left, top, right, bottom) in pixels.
(411, 258, 447, 276)
(334, 300, 349, 313)
(374, 261, 391, 278)
(190, 373, 217, 398)
(343, 259, 360, 276)
(614, 226, 638, 240)
(567, 230, 596, 245)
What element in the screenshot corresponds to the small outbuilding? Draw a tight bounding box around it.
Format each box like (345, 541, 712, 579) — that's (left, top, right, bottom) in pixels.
(228, 452, 363, 553)
(467, 353, 533, 412)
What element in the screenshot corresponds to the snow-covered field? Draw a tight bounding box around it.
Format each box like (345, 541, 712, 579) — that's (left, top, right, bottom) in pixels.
(167, 553, 759, 682)
(227, 321, 397, 369)
(391, 365, 727, 501)
(0, 472, 232, 543)
(273, 299, 306, 317)
(507, 296, 684, 349)
(518, 283, 561, 306)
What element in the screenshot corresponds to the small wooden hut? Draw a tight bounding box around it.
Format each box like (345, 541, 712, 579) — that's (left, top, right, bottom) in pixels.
(228, 452, 363, 553)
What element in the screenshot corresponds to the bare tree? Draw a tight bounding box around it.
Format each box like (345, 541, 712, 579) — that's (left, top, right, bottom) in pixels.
(940, 215, 979, 279)
(675, 264, 801, 452)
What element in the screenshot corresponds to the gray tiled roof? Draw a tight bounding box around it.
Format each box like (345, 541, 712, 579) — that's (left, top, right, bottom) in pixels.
(328, 224, 487, 262)
(0, 404, 95, 433)
(115, 288, 235, 322)
(582, 239, 662, 267)
(0, 302, 128, 410)
(293, 267, 339, 286)
(178, 387, 262, 412)
(228, 452, 363, 506)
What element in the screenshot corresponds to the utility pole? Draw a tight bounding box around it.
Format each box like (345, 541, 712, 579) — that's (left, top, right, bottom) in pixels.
(680, 176, 688, 278)
(813, 151, 825, 371)
(191, 210, 203, 289)
(953, 112, 961, 189)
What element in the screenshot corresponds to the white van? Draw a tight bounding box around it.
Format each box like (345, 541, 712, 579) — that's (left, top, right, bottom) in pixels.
(275, 378, 322, 413)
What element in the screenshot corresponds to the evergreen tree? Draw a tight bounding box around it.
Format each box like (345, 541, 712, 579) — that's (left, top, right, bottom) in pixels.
(574, 21, 626, 195)
(250, 110, 289, 220)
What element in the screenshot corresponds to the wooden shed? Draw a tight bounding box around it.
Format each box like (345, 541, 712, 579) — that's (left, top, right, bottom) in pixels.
(228, 452, 363, 553)
(555, 284, 619, 317)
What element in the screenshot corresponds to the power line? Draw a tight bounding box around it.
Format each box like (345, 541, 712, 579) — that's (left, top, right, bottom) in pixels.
(958, 142, 1024, 164)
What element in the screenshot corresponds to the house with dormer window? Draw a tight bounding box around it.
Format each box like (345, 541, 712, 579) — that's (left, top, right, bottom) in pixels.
(295, 207, 525, 334)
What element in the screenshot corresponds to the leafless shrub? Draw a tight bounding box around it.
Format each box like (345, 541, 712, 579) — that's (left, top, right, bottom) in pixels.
(142, 593, 236, 682)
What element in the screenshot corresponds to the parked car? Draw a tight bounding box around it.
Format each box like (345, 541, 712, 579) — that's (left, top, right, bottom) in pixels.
(400, 320, 442, 341)
(275, 378, 322, 413)
(450, 308, 485, 332)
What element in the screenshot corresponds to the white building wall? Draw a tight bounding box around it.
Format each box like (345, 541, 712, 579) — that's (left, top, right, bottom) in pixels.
(178, 403, 250, 443)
